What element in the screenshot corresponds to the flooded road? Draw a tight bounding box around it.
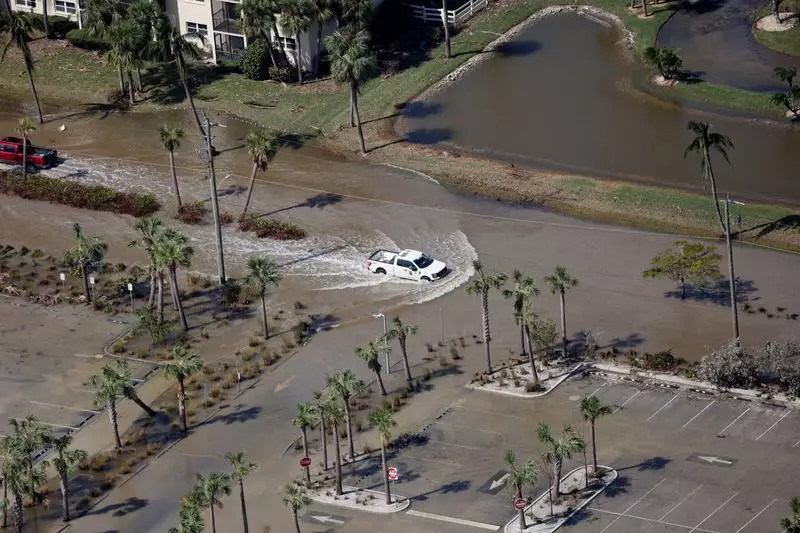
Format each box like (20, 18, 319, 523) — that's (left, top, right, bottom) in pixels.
(399, 12, 800, 206)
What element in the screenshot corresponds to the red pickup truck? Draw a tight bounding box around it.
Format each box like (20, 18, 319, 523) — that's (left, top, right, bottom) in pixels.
(0, 136, 58, 169)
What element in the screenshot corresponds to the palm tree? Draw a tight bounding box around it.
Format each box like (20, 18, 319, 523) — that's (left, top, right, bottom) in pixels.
(103, 359, 158, 417)
(8, 416, 50, 522)
(280, 0, 312, 84)
(226, 451, 257, 533)
(775, 66, 797, 90)
(355, 340, 388, 396)
(158, 125, 185, 207)
(283, 483, 311, 533)
(106, 20, 143, 106)
(88, 366, 124, 449)
(292, 402, 316, 487)
(51, 435, 88, 522)
(580, 396, 612, 475)
(245, 256, 282, 337)
(782, 497, 800, 533)
(325, 400, 345, 495)
(63, 223, 107, 303)
(367, 407, 397, 505)
(128, 217, 164, 308)
(3, 456, 41, 533)
(164, 28, 208, 139)
(126, 0, 162, 89)
(544, 265, 579, 357)
(503, 269, 539, 356)
(309, 0, 334, 76)
(326, 369, 364, 460)
(14, 117, 36, 180)
(84, 0, 122, 38)
(337, 0, 371, 27)
(383, 316, 418, 383)
(537, 423, 585, 502)
(519, 301, 540, 387)
(171, 486, 206, 533)
(685, 121, 734, 233)
(312, 391, 334, 470)
(239, 0, 279, 67)
(196, 472, 231, 533)
(326, 28, 376, 151)
(465, 260, 507, 373)
(2, 12, 44, 124)
(504, 449, 537, 530)
(0, 435, 21, 529)
(242, 128, 280, 216)
(154, 228, 194, 331)
(163, 348, 204, 432)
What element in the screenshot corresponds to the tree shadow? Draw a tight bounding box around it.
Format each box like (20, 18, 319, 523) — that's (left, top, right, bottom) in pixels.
(618, 456, 671, 471)
(257, 192, 344, 218)
(412, 479, 472, 501)
(144, 63, 229, 107)
(737, 214, 800, 240)
(199, 404, 262, 426)
(85, 496, 148, 517)
(602, 475, 630, 498)
(664, 278, 758, 305)
(678, 0, 725, 15)
(403, 128, 453, 145)
(278, 132, 317, 151)
(604, 333, 646, 350)
(493, 40, 541, 57)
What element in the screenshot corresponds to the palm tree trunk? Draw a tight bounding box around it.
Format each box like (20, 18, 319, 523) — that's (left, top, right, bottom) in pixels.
(21, 135, 28, 179)
(526, 326, 539, 387)
(2, 0, 12, 17)
(42, 0, 50, 37)
(260, 293, 269, 338)
(314, 23, 323, 77)
(128, 392, 157, 417)
(481, 290, 491, 373)
(148, 265, 156, 308)
(25, 63, 43, 125)
(519, 322, 526, 356)
(80, 262, 91, 302)
(680, 276, 686, 300)
(344, 400, 354, 460)
(643, 0, 648, 17)
(375, 369, 387, 396)
(704, 150, 726, 234)
(169, 266, 189, 331)
(238, 479, 249, 533)
(590, 420, 598, 474)
(12, 492, 22, 533)
(59, 470, 70, 522)
(264, 31, 278, 68)
(333, 423, 343, 495)
(559, 292, 567, 357)
(108, 399, 122, 449)
(301, 427, 311, 487)
(441, 0, 451, 59)
(773, 0, 780, 21)
(118, 66, 125, 92)
(554, 460, 563, 500)
(349, 97, 355, 128)
(630, 0, 636, 8)
(320, 419, 328, 470)
(295, 33, 303, 84)
(210, 504, 216, 533)
(2, 475, 7, 528)
(178, 377, 187, 432)
(179, 66, 205, 140)
(136, 66, 143, 92)
(292, 508, 301, 533)
(381, 442, 390, 505)
(157, 272, 165, 323)
(169, 150, 182, 207)
(351, 82, 366, 153)
(400, 340, 412, 383)
(127, 71, 136, 106)
(516, 486, 526, 529)
(272, 23, 288, 65)
(242, 163, 259, 216)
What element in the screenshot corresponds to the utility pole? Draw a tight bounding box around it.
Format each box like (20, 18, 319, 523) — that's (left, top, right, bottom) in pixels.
(723, 194, 740, 341)
(203, 116, 226, 285)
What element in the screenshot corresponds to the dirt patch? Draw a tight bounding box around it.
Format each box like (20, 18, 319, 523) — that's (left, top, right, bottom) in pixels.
(755, 13, 799, 31)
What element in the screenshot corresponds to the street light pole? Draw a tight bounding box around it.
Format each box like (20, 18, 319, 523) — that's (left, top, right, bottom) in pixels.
(373, 312, 389, 374)
(723, 194, 741, 340)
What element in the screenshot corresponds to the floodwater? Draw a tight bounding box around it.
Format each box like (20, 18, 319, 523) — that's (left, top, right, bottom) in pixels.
(398, 12, 800, 206)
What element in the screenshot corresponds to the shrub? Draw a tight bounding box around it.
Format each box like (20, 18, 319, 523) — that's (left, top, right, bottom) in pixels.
(176, 201, 206, 224)
(66, 28, 110, 51)
(238, 214, 306, 240)
(641, 350, 678, 372)
(240, 39, 272, 80)
(423, 368, 431, 381)
(50, 16, 78, 38)
(697, 339, 759, 389)
(525, 381, 544, 393)
(220, 211, 235, 224)
(209, 384, 222, 398)
(268, 66, 295, 83)
(218, 57, 241, 73)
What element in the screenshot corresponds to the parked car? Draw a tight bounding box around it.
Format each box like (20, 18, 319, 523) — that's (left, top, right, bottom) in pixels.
(367, 249, 448, 282)
(0, 136, 58, 169)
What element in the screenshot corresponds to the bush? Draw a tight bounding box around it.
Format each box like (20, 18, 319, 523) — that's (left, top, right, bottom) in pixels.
(759, 338, 800, 396)
(176, 201, 206, 224)
(240, 39, 272, 80)
(238, 214, 306, 240)
(50, 16, 78, 38)
(641, 350, 678, 372)
(268, 66, 295, 83)
(218, 57, 241, 73)
(67, 28, 110, 51)
(697, 339, 759, 389)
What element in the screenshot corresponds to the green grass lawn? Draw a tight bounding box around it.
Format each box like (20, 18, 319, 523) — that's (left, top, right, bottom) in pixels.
(754, 24, 800, 57)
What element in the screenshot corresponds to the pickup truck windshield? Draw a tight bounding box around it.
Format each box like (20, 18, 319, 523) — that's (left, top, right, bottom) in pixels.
(414, 256, 433, 269)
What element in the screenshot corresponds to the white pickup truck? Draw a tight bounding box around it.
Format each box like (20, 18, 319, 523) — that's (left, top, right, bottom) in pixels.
(367, 249, 448, 282)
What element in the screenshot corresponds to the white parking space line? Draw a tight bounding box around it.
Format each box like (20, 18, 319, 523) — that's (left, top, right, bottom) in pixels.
(29, 400, 100, 414)
(793, 438, 800, 448)
(8, 417, 78, 431)
(612, 391, 642, 414)
(647, 393, 680, 421)
(434, 421, 503, 436)
(426, 439, 483, 451)
(734, 498, 777, 533)
(598, 478, 666, 533)
(588, 507, 720, 533)
(406, 510, 499, 530)
(659, 484, 703, 520)
(755, 410, 791, 441)
(588, 381, 608, 398)
(689, 492, 739, 533)
(718, 408, 751, 436)
(682, 401, 716, 429)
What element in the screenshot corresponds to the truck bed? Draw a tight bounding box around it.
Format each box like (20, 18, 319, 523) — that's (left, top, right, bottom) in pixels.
(369, 249, 399, 264)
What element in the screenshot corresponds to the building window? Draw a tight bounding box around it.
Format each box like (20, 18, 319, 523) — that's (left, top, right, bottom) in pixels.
(278, 36, 296, 51)
(15, 0, 36, 7)
(55, 0, 77, 13)
(186, 22, 208, 37)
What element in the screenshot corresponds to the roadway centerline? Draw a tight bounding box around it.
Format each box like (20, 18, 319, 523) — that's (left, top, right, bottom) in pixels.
(718, 408, 751, 436)
(755, 410, 791, 441)
(612, 391, 642, 414)
(647, 393, 680, 421)
(406, 509, 499, 530)
(683, 401, 716, 428)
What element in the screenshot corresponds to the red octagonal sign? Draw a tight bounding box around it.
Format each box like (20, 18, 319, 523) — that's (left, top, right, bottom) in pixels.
(388, 467, 398, 480)
(514, 498, 526, 511)
(300, 456, 311, 468)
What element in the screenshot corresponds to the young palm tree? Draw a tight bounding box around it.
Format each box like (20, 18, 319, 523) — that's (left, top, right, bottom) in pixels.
(242, 128, 279, 216)
(292, 402, 316, 487)
(195, 472, 231, 533)
(325, 400, 345, 495)
(245, 256, 282, 337)
(163, 348, 204, 432)
(465, 260, 507, 373)
(164, 28, 207, 139)
(355, 340, 388, 396)
(337, 0, 371, 27)
(0, 435, 22, 529)
(4, 456, 43, 533)
(326, 369, 364, 460)
(225, 451, 257, 533)
(367, 407, 397, 505)
(128, 217, 164, 308)
(283, 483, 311, 533)
(155, 228, 194, 331)
(326, 28, 376, 151)
(84, 0, 122, 38)
(280, 0, 312, 84)
(503, 269, 539, 356)
(14, 117, 36, 180)
(504, 449, 537, 530)
(383, 316, 418, 383)
(8, 415, 50, 521)
(88, 366, 124, 449)
(312, 391, 335, 470)
(537, 423, 585, 502)
(51, 435, 88, 522)
(544, 265, 579, 357)
(63, 223, 107, 303)
(106, 20, 143, 106)
(309, 0, 334, 76)
(158, 125, 185, 207)
(775, 66, 797, 90)
(171, 486, 206, 533)
(782, 497, 800, 533)
(579, 396, 612, 475)
(103, 359, 158, 417)
(685, 121, 734, 234)
(1, 12, 43, 124)
(239, 0, 279, 67)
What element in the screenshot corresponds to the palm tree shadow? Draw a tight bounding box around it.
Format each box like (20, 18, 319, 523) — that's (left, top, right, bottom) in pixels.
(601, 475, 630, 498)
(199, 404, 262, 426)
(257, 192, 343, 218)
(403, 128, 453, 145)
(85, 496, 148, 517)
(617, 456, 671, 471)
(737, 214, 800, 240)
(412, 479, 471, 501)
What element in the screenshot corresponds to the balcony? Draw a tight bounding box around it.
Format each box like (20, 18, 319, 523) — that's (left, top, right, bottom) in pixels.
(212, 0, 242, 35)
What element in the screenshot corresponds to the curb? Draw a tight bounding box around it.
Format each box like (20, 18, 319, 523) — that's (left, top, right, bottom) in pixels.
(470, 363, 584, 398)
(308, 485, 411, 514)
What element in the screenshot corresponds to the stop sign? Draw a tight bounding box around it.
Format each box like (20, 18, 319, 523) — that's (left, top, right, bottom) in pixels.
(387, 467, 398, 480)
(514, 498, 526, 510)
(300, 456, 311, 468)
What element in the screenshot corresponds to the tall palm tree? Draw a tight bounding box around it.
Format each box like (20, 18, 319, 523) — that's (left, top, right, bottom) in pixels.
(326, 369, 364, 460)
(14, 117, 36, 180)
(367, 407, 397, 505)
(685, 121, 734, 234)
(63, 223, 107, 303)
(245, 256, 282, 338)
(239, 0, 279, 67)
(544, 265, 579, 357)
(383, 316, 418, 383)
(537, 423, 584, 502)
(170, 486, 206, 533)
(280, 0, 312, 84)
(106, 20, 143, 106)
(164, 28, 207, 139)
(3, 456, 40, 533)
(51, 434, 88, 522)
(226, 451, 257, 533)
(8, 416, 50, 522)
(292, 402, 316, 487)
(88, 366, 124, 449)
(103, 359, 158, 417)
(308, 0, 334, 76)
(503, 269, 539, 356)
(312, 391, 334, 470)
(465, 260, 507, 373)
(519, 301, 540, 387)
(579, 396, 612, 475)
(337, 0, 371, 27)
(154, 228, 194, 331)
(355, 340, 388, 396)
(2, 12, 44, 124)
(126, 0, 162, 89)
(84, 0, 122, 38)
(0, 435, 21, 529)
(195, 472, 231, 533)
(242, 128, 279, 216)
(163, 348, 204, 432)
(283, 483, 311, 533)
(325, 400, 345, 495)
(782, 497, 800, 533)
(504, 449, 537, 530)
(128, 217, 164, 308)
(158, 125, 185, 207)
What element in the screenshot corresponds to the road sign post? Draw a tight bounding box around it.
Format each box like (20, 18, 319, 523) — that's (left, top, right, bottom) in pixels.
(127, 283, 134, 311)
(388, 466, 399, 506)
(300, 456, 311, 469)
(514, 498, 526, 510)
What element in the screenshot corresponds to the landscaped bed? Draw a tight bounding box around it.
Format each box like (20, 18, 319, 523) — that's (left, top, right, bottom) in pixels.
(470, 359, 583, 397)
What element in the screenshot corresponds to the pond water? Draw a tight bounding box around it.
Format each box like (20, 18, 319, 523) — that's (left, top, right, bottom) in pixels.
(398, 12, 800, 206)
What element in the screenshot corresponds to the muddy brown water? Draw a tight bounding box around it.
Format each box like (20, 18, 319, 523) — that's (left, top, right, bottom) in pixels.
(398, 11, 800, 206)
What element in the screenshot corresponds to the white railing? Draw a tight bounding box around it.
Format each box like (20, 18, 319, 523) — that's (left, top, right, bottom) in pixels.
(405, 0, 487, 26)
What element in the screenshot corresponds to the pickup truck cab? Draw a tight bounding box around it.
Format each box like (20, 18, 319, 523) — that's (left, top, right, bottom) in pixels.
(368, 249, 448, 282)
(0, 137, 58, 169)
